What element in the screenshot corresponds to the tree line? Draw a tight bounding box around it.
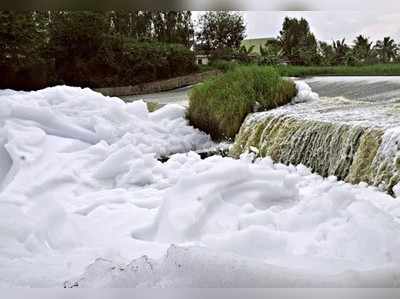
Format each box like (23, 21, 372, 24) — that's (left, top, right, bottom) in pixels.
(194, 13, 400, 67)
(272, 17, 400, 66)
(211, 16, 400, 67)
(2, 11, 400, 90)
(0, 11, 196, 90)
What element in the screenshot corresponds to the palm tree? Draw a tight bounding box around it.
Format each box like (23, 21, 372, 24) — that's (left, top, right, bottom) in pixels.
(374, 37, 398, 63)
(238, 45, 254, 55)
(236, 45, 255, 63)
(352, 35, 377, 64)
(319, 41, 334, 65)
(332, 39, 350, 65)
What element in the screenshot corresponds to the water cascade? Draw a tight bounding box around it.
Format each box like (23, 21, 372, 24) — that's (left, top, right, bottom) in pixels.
(230, 79, 400, 193)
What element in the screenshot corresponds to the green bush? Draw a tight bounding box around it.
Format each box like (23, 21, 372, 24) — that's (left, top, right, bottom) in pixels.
(187, 66, 297, 140)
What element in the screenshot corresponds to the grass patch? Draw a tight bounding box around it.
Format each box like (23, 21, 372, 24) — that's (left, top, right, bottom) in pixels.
(146, 102, 163, 112)
(198, 60, 239, 73)
(187, 66, 297, 140)
(209, 60, 239, 72)
(275, 64, 400, 77)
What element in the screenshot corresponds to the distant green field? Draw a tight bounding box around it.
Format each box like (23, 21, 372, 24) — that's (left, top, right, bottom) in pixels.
(241, 38, 275, 54)
(275, 64, 400, 77)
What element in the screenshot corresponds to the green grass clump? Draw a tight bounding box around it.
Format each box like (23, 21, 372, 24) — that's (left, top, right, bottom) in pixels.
(187, 66, 297, 140)
(276, 64, 400, 77)
(209, 60, 239, 73)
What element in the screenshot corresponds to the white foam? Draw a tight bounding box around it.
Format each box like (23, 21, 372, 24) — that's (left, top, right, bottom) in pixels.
(1, 85, 400, 287)
(66, 245, 400, 287)
(292, 80, 320, 103)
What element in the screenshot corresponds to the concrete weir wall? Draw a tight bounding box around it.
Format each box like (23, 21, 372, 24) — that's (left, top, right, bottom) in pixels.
(95, 70, 220, 97)
(230, 113, 400, 193)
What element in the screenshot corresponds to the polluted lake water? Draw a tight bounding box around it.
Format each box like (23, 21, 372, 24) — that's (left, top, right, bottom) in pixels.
(3, 80, 400, 287)
(231, 77, 400, 193)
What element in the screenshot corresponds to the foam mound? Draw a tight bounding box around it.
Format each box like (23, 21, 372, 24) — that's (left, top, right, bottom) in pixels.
(65, 245, 400, 287)
(1, 85, 400, 287)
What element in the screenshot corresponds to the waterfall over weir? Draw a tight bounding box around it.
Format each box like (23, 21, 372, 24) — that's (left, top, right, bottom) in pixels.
(230, 78, 400, 193)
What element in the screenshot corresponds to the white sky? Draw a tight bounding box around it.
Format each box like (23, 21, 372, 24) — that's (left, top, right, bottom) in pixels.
(193, 11, 400, 44)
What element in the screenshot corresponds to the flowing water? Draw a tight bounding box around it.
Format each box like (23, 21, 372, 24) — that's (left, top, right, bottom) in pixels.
(231, 77, 400, 193)
(121, 85, 192, 106)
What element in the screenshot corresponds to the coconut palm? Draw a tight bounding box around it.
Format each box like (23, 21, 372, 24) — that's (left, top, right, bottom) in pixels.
(352, 35, 377, 64)
(332, 39, 350, 65)
(236, 45, 255, 63)
(238, 44, 255, 55)
(319, 41, 335, 65)
(374, 37, 398, 63)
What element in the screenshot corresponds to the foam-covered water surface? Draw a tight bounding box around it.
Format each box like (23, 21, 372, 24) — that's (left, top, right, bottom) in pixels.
(261, 77, 400, 129)
(305, 76, 400, 103)
(232, 78, 400, 192)
(2, 83, 400, 287)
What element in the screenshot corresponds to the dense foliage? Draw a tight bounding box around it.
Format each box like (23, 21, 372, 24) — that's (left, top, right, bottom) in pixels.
(238, 17, 400, 68)
(0, 11, 51, 89)
(195, 11, 245, 58)
(0, 10, 196, 90)
(187, 66, 297, 140)
(120, 41, 196, 85)
(278, 17, 319, 65)
(4, 11, 400, 90)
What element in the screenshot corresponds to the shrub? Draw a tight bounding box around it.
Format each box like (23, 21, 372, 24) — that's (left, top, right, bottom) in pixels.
(187, 66, 297, 140)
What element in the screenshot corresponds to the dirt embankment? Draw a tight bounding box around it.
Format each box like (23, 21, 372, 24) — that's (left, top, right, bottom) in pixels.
(95, 70, 221, 97)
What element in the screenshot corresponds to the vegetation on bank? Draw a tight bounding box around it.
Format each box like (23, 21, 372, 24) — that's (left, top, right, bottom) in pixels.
(0, 11, 251, 90)
(201, 61, 400, 77)
(0, 11, 197, 90)
(240, 17, 400, 67)
(187, 66, 297, 140)
(275, 64, 400, 77)
(6, 10, 400, 92)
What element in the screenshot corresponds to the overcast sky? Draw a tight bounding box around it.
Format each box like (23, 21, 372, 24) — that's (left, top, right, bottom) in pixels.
(243, 12, 400, 43)
(194, 11, 400, 44)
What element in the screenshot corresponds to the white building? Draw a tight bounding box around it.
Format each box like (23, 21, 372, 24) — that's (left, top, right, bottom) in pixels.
(195, 54, 209, 65)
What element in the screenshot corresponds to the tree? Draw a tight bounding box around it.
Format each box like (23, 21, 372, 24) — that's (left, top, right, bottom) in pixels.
(352, 35, 377, 64)
(152, 11, 194, 47)
(195, 11, 245, 55)
(318, 41, 335, 66)
(110, 11, 131, 37)
(0, 11, 51, 89)
(1, 10, 197, 89)
(374, 37, 398, 63)
(49, 11, 121, 87)
(108, 11, 193, 47)
(332, 39, 350, 65)
(131, 11, 153, 41)
(0, 11, 49, 63)
(259, 40, 282, 65)
(278, 17, 319, 65)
